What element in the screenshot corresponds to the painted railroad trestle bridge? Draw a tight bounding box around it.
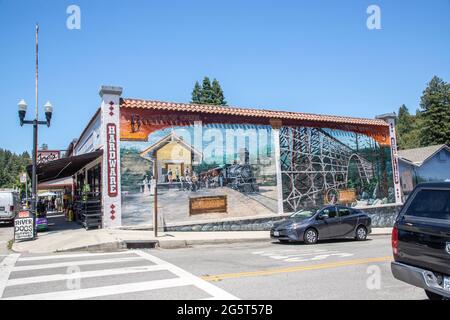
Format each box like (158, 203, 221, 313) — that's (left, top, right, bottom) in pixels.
(280, 126, 377, 212)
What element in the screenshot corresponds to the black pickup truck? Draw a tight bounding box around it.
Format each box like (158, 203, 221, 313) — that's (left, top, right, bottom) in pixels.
(391, 182, 450, 300)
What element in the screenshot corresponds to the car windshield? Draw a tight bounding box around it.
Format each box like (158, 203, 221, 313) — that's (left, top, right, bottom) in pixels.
(290, 209, 318, 219)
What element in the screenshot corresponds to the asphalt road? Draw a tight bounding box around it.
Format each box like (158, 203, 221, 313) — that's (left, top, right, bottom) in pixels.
(148, 235, 427, 300)
(0, 223, 13, 257)
(0, 234, 427, 300)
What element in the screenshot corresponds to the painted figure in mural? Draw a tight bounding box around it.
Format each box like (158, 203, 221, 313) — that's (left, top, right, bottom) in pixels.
(179, 175, 185, 191)
(191, 173, 198, 192)
(142, 175, 150, 194)
(204, 175, 209, 189)
(185, 174, 192, 191)
(219, 172, 225, 188)
(150, 177, 156, 195)
(130, 114, 142, 133)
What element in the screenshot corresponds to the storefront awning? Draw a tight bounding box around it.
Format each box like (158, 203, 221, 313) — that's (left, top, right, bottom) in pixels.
(28, 150, 103, 183)
(38, 177, 73, 190)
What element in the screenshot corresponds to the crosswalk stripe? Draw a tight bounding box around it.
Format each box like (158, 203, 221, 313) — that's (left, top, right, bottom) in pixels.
(6, 265, 167, 286)
(18, 251, 133, 262)
(134, 250, 238, 300)
(2, 277, 192, 300)
(2, 250, 238, 300)
(0, 254, 20, 298)
(12, 257, 144, 271)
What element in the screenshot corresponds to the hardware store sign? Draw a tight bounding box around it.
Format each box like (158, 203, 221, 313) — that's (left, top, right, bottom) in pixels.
(107, 123, 118, 197)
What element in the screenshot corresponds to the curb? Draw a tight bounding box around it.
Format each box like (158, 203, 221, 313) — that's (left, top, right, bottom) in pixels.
(54, 241, 128, 253)
(158, 236, 270, 249)
(11, 231, 393, 253)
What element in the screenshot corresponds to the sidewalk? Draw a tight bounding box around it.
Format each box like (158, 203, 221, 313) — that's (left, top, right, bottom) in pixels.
(11, 227, 393, 254)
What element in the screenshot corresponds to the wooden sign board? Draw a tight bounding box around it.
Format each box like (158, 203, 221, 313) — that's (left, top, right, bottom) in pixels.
(189, 196, 227, 215)
(37, 150, 61, 165)
(338, 189, 357, 204)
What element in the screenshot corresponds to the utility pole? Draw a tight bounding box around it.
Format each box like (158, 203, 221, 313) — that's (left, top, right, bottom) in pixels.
(17, 24, 54, 215)
(32, 23, 39, 213)
(153, 157, 158, 237)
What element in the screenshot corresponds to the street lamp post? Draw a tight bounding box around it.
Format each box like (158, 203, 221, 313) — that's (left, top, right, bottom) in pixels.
(153, 156, 158, 237)
(17, 24, 53, 214)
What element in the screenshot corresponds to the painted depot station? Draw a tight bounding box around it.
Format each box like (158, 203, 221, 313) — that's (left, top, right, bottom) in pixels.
(36, 86, 402, 229)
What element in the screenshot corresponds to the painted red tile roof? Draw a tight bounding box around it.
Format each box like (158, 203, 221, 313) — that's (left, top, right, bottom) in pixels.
(120, 98, 388, 127)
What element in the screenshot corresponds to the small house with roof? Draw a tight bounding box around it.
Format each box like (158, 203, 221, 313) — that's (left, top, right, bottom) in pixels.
(398, 144, 450, 195)
(139, 131, 203, 182)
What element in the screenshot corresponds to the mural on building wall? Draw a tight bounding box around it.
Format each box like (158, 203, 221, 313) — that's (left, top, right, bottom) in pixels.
(119, 108, 394, 226)
(120, 116, 278, 226)
(280, 126, 395, 212)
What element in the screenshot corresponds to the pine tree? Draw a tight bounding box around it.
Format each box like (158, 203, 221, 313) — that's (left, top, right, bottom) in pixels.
(191, 81, 202, 104)
(0, 148, 31, 192)
(191, 77, 228, 106)
(200, 77, 213, 104)
(211, 79, 227, 105)
(397, 105, 418, 149)
(419, 76, 450, 146)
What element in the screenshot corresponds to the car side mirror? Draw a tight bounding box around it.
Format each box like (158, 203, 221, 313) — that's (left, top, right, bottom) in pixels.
(318, 214, 329, 220)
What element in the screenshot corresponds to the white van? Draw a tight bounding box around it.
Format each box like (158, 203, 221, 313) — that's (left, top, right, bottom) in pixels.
(0, 189, 20, 223)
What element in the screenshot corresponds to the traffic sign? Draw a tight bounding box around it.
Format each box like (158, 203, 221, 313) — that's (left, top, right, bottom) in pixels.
(20, 172, 27, 184)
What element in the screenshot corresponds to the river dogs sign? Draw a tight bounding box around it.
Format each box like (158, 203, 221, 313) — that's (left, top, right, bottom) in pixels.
(107, 123, 118, 197)
(14, 210, 35, 241)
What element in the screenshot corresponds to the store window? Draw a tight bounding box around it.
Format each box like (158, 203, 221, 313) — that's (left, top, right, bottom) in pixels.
(87, 165, 102, 197)
(76, 172, 85, 197)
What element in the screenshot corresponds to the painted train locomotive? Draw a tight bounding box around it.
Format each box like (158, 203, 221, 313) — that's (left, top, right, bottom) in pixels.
(224, 163, 259, 193)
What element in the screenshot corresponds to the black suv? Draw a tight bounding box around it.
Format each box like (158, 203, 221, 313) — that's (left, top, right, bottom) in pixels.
(391, 182, 450, 300)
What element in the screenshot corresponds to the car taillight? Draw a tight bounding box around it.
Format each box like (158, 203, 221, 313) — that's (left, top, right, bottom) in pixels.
(391, 226, 398, 257)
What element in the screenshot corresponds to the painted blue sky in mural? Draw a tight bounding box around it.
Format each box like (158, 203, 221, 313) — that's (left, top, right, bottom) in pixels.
(122, 124, 275, 166)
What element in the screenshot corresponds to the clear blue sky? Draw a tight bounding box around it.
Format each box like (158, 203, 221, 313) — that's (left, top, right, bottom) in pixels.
(1, 0, 449, 154)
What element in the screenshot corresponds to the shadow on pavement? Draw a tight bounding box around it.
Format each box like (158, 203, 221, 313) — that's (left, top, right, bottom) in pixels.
(0, 223, 14, 228)
(39, 212, 83, 234)
(271, 238, 374, 246)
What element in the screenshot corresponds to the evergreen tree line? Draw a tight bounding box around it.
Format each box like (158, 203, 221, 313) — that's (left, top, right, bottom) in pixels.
(191, 76, 227, 106)
(0, 148, 30, 191)
(396, 76, 450, 149)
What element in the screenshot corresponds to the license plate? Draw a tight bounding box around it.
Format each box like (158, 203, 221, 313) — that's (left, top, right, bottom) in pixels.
(274, 231, 280, 237)
(444, 276, 450, 292)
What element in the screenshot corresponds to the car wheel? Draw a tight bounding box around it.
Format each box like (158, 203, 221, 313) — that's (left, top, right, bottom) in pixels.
(355, 226, 367, 241)
(304, 228, 318, 245)
(425, 290, 444, 300)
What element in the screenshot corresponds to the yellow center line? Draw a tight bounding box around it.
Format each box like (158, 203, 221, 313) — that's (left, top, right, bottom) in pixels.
(201, 256, 393, 282)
